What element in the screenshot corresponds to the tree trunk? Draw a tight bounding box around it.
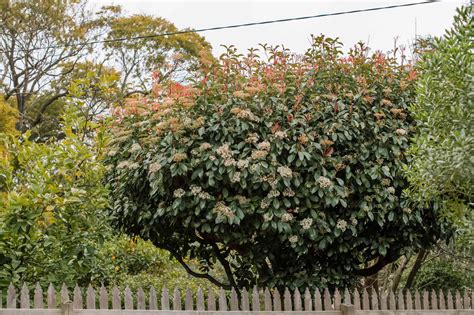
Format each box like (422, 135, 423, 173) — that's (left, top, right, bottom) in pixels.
(392, 255, 411, 292)
(405, 250, 427, 289)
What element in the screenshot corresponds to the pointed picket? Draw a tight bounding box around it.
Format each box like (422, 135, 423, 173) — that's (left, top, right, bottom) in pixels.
(380, 292, 388, 310)
(251, 286, 260, 311)
(124, 286, 133, 310)
(447, 291, 454, 309)
(314, 289, 322, 311)
(34, 283, 44, 309)
(463, 290, 470, 309)
(60, 284, 69, 304)
(219, 288, 228, 311)
(20, 283, 29, 309)
(388, 291, 396, 310)
(0, 289, 2, 309)
(323, 288, 331, 310)
(47, 283, 56, 309)
(149, 287, 157, 310)
(196, 288, 204, 311)
(304, 288, 312, 311)
(455, 290, 461, 310)
(241, 287, 250, 311)
(230, 288, 238, 311)
(185, 288, 193, 310)
(354, 289, 361, 310)
(439, 290, 446, 309)
(283, 287, 292, 311)
(414, 290, 421, 309)
(293, 288, 302, 311)
(137, 287, 145, 310)
(273, 289, 281, 311)
(99, 285, 108, 310)
(7, 284, 16, 309)
(111, 286, 121, 310)
(72, 285, 82, 310)
(161, 287, 169, 310)
(362, 288, 369, 310)
(343, 288, 351, 305)
(86, 285, 96, 309)
(264, 288, 272, 311)
(431, 290, 438, 309)
(333, 288, 341, 310)
(173, 288, 182, 310)
(406, 290, 413, 309)
(207, 288, 216, 311)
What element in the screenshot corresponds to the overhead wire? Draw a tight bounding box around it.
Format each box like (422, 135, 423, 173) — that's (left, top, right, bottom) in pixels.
(0, 0, 440, 52)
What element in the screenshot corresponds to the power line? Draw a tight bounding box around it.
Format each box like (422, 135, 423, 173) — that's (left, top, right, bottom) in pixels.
(2, 1, 439, 52)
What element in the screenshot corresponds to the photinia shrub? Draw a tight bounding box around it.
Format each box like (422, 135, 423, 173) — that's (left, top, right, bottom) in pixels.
(105, 36, 452, 290)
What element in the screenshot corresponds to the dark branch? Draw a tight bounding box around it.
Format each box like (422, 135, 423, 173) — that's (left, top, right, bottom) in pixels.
(155, 242, 232, 289)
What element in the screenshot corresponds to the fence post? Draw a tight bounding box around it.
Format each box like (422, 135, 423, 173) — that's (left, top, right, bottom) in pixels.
(341, 304, 355, 315)
(61, 301, 73, 315)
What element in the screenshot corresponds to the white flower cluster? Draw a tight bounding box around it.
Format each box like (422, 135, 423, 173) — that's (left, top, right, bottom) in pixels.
(387, 187, 396, 194)
(216, 144, 233, 159)
(300, 218, 313, 230)
(224, 159, 237, 167)
(190, 185, 202, 195)
(245, 133, 259, 144)
(403, 207, 412, 214)
(213, 202, 235, 218)
(260, 199, 270, 209)
(235, 195, 249, 204)
(251, 150, 268, 160)
(200, 143, 212, 151)
(130, 143, 141, 153)
(336, 219, 348, 231)
(283, 188, 295, 197)
(281, 213, 294, 222)
(173, 188, 185, 198)
(231, 172, 241, 183)
(259, 175, 279, 188)
(107, 149, 118, 157)
(267, 189, 280, 198)
(236, 109, 259, 121)
(288, 235, 298, 243)
(263, 213, 273, 222)
(277, 166, 293, 179)
(237, 159, 249, 169)
(274, 131, 287, 139)
(172, 152, 187, 162)
(317, 176, 332, 188)
(148, 162, 161, 173)
(351, 218, 358, 226)
(257, 141, 271, 151)
(395, 128, 407, 136)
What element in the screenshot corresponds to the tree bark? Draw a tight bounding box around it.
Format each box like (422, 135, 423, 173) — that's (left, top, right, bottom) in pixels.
(404, 250, 427, 289)
(392, 255, 411, 292)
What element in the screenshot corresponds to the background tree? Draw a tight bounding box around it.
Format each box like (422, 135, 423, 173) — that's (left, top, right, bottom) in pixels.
(105, 36, 453, 290)
(405, 5, 473, 224)
(0, 109, 109, 288)
(0, 1, 213, 139)
(104, 13, 213, 97)
(0, 0, 107, 134)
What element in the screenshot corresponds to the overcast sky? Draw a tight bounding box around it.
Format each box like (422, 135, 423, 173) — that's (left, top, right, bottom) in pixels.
(91, 0, 467, 56)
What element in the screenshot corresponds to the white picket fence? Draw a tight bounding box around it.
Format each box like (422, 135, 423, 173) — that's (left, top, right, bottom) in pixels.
(0, 283, 473, 314)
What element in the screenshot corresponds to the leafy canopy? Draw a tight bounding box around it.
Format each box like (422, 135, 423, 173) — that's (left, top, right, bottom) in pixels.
(105, 36, 452, 290)
(0, 109, 109, 289)
(405, 5, 473, 224)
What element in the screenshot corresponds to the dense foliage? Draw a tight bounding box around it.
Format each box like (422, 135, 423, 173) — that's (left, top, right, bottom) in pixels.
(405, 6, 473, 224)
(0, 111, 109, 288)
(105, 36, 452, 290)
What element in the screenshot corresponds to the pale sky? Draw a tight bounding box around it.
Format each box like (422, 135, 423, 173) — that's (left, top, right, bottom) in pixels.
(90, 0, 467, 56)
